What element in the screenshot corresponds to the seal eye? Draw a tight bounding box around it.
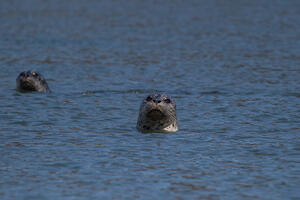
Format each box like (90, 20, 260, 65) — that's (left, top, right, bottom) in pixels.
(32, 72, 38, 77)
(146, 96, 152, 101)
(164, 98, 171, 103)
(20, 72, 25, 76)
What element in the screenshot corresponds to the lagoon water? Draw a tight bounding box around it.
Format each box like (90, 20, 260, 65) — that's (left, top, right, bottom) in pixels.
(0, 0, 299, 199)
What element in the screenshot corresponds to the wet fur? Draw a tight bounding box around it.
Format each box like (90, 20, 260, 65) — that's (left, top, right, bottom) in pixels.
(16, 71, 50, 93)
(137, 94, 178, 133)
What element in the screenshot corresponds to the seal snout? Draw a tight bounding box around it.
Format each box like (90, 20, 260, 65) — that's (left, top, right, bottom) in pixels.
(25, 71, 32, 77)
(18, 71, 32, 82)
(146, 108, 165, 121)
(152, 99, 162, 104)
(19, 71, 31, 78)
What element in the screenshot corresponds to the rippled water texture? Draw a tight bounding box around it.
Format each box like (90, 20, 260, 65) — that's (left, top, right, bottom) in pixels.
(0, 0, 299, 199)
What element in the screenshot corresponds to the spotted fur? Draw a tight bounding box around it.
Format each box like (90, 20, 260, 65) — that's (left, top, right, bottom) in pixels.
(137, 93, 178, 133)
(16, 70, 50, 93)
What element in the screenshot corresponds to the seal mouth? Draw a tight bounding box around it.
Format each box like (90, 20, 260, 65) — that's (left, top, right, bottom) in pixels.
(19, 79, 36, 91)
(146, 109, 165, 121)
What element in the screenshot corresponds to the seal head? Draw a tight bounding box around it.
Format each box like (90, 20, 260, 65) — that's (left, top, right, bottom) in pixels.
(16, 70, 50, 93)
(137, 93, 178, 133)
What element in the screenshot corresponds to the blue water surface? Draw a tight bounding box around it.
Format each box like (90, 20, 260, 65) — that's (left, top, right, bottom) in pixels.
(0, 0, 299, 199)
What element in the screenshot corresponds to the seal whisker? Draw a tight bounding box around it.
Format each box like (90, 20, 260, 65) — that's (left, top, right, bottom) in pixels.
(137, 93, 178, 133)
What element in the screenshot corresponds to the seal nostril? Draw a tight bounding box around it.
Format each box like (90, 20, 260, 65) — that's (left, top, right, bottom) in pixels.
(157, 100, 161, 103)
(26, 71, 31, 77)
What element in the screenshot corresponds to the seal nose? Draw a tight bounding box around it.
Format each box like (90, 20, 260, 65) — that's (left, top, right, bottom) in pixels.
(153, 99, 161, 104)
(26, 71, 31, 77)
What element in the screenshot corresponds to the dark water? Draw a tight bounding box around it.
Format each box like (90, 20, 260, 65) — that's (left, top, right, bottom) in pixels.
(0, 0, 299, 199)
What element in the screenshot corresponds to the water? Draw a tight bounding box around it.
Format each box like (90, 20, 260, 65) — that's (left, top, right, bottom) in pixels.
(0, 0, 299, 199)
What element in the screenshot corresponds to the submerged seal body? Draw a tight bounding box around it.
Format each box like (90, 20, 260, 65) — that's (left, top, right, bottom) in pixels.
(16, 70, 50, 93)
(137, 93, 178, 133)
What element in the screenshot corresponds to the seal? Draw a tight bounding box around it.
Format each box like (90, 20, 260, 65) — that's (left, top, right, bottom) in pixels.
(137, 93, 178, 133)
(16, 70, 50, 93)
